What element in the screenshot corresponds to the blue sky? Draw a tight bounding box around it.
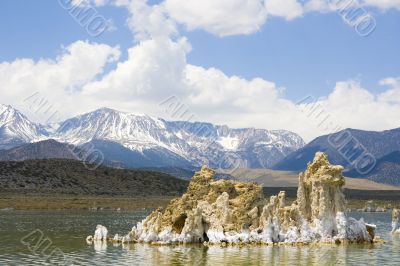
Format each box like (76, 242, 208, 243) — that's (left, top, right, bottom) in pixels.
(0, 0, 399, 141)
(185, 11, 400, 100)
(1, 1, 399, 99)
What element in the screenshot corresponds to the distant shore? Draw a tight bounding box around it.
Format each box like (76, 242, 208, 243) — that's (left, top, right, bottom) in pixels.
(1, 189, 399, 210)
(264, 187, 400, 210)
(0, 192, 173, 211)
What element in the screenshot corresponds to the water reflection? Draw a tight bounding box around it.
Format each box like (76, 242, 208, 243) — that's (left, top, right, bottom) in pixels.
(1, 211, 400, 265)
(105, 242, 384, 266)
(391, 234, 400, 253)
(93, 240, 108, 253)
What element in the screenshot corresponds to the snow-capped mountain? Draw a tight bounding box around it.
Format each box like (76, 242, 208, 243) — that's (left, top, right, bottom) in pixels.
(164, 121, 305, 168)
(0, 105, 305, 169)
(52, 108, 305, 168)
(273, 127, 400, 185)
(0, 104, 47, 150)
(53, 108, 192, 155)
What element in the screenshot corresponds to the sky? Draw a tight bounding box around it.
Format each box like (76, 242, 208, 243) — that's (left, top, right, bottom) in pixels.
(0, 0, 399, 142)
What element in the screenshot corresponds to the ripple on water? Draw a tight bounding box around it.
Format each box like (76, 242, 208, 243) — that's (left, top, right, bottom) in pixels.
(1, 211, 400, 265)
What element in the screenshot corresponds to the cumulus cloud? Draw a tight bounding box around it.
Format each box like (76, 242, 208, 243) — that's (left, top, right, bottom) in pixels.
(265, 0, 304, 20)
(1, 0, 400, 143)
(115, 0, 178, 40)
(1, 39, 399, 142)
(378, 77, 400, 104)
(185, 65, 280, 109)
(82, 37, 191, 101)
(362, 0, 400, 10)
(163, 0, 268, 36)
(180, 77, 400, 142)
(74, 0, 400, 37)
(0, 41, 120, 119)
(296, 80, 400, 140)
(82, 0, 400, 37)
(71, 0, 110, 7)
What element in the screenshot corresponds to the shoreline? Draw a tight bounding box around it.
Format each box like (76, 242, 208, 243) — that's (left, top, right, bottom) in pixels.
(0, 192, 173, 210)
(0, 192, 400, 212)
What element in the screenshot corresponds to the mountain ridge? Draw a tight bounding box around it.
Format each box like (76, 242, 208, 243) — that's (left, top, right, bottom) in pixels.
(0, 104, 305, 169)
(0, 104, 47, 150)
(273, 127, 400, 185)
(0, 159, 188, 196)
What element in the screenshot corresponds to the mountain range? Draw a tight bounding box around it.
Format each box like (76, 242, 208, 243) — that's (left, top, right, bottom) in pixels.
(1, 104, 399, 186)
(0, 104, 304, 170)
(0, 104, 47, 150)
(273, 128, 400, 185)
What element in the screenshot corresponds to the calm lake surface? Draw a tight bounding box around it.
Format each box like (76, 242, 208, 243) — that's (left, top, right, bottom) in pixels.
(1, 210, 400, 265)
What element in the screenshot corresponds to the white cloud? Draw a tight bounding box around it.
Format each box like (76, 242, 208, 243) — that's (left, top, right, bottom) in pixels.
(77, 37, 400, 142)
(378, 77, 400, 104)
(71, 0, 110, 7)
(1, 39, 399, 142)
(1, 0, 400, 143)
(163, 0, 268, 36)
(185, 65, 280, 109)
(265, 0, 304, 20)
(181, 76, 400, 142)
(0, 41, 120, 120)
(78, 0, 400, 37)
(303, 0, 400, 13)
(82, 37, 191, 101)
(303, 0, 329, 12)
(161, 0, 400, 36)
(115, 0, 178, 40)
(379, 76, 400, 87)
(362, 0, 400, 10)
(296, 80, 400, 140)
(81, 0, 400, 37)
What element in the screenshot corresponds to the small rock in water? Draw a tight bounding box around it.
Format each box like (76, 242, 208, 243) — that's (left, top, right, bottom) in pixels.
(375, 207, 386, 212)
(93, 225, 108, 241)
(0, 208, 14, 212)
(392, 209, 400, 235)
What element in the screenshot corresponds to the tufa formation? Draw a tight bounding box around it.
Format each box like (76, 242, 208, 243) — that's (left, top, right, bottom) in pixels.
(88, 152, 379, 245)
(392, 209, 400, 235)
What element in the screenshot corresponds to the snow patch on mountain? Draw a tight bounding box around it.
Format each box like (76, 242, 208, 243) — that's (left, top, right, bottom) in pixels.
(0, 104, 48, 150)
(217, 135, 240, 150)
(0, 105, 305, 168)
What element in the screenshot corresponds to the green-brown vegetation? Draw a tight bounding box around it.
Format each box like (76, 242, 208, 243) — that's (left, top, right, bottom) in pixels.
(0, 159, 188, 196)
(0, 192, 173, 210)
(1, 160, 399, 210)
(220, 168, 400, 190)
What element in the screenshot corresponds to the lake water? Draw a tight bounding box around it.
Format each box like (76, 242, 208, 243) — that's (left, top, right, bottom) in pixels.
(1, 210, 400, 265)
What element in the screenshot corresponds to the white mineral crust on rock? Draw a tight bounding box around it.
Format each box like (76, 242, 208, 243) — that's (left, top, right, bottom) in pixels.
(95, 152, 378, 245)
(93, 225, 108, 241)
(392, 209, 400, 235)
